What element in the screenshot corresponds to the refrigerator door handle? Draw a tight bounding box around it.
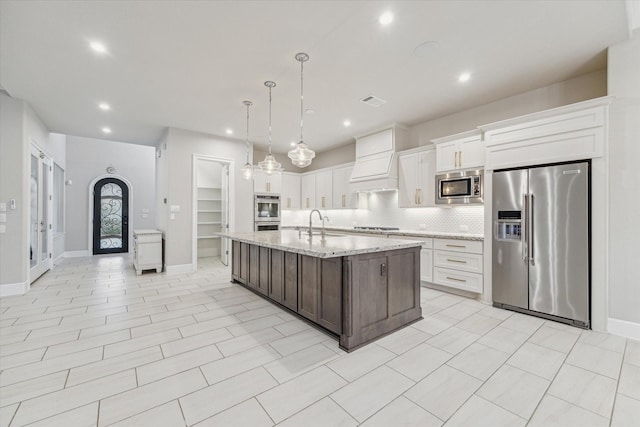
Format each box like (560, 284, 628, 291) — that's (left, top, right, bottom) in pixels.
(522, 194, 528, 262)
(529, 193, 535, 266)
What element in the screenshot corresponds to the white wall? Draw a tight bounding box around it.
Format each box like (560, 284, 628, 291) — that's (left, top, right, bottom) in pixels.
(302, 69, 608, 167)
(64, 136, 156, 252)
(607, 29, 640, 329)
(0, 93, 26, 293)
(0, 94, 66, 295)
(157, 127, 253, 271)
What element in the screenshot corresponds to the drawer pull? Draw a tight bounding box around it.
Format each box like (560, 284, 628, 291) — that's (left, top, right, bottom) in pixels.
(446, 276, 467, 282)
(446, 244, 466, 248)
(447, 259, 467, 263)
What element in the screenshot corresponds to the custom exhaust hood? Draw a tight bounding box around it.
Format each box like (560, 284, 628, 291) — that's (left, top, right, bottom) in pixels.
(349, 126, 408, 192)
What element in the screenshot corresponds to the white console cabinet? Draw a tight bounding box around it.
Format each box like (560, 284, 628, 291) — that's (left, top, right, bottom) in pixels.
(133, 229, 163, 275)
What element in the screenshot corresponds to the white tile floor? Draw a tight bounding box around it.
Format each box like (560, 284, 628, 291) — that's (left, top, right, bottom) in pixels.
(1, 254, 639, 426)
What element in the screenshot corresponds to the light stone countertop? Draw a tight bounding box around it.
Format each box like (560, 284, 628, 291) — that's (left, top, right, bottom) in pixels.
(281, 225, 484, 241)
(216, 230, 425, 258)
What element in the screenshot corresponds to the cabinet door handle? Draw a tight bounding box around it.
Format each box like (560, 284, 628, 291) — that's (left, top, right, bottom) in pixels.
(414, 189, 418, 205)
(459, 151, 462, 167)
(447, 259, 467, 264)
(380, 263, 387, 276)
(446, 244, 466, 248)
(418, 188, 422, 205)
(342, 194, 346, 207)
(454, 151, 458, 168)
(306, 197, 309, 209)
(321, 196, 325, 208)
(447, 276, 467, 283)
(287, 197, 291, 209)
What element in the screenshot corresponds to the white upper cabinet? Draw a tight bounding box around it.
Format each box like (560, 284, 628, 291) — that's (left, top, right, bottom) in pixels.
(433, 130, 485, 172)
(281, 172, 301, 210)
(332, 165, 359, 209)
(398, 148, 436, 208)
(315, 170, 333, 209)
(253, 170, 282, 194)
(301, 174, 316, 210)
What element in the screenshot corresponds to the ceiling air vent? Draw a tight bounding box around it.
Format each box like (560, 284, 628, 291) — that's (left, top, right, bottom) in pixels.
(360, 95, 387, 107)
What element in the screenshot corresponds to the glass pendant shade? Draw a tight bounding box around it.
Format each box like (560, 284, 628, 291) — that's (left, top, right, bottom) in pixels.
(260, 81, 281, 175)
(289, 52, 315, 168)
(288, 141, 315, 167)
(258, 154, 281, 175)
(241, 100, 254, 180)
(241, 161, 253, 180)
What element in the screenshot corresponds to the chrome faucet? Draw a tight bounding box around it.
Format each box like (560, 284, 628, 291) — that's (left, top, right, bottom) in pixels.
(309, 209, 323, 236)
(322, 216, 330, 235)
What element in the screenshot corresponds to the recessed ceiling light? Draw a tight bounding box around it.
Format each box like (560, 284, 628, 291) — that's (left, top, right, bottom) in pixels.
(98, 102, 111, 111)
(225, 129, 233, 135)
(458, 72, 471, 83)
(343, 120, 351, 127)
(101, 127, 112, 134)
(90, 41, 107, 54)
(290, 141, 296, 147)
(379, 11, 393, 26)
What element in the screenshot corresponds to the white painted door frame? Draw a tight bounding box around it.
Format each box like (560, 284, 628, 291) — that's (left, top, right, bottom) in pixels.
(191, 154, 235, 270)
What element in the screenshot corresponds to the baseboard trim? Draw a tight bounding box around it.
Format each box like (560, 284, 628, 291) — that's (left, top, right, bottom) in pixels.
(0, 281, 29, 297)
(63, 250, 92, 258)
(608, 317, 640, 341)
(165, 263, 194, 275)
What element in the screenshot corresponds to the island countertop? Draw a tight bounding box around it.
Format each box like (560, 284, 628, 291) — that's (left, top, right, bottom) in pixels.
(216, 230, 425, 258)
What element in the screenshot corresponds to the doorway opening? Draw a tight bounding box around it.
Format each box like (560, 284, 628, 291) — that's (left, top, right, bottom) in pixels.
(193, 155, 233, 269)
(93, 177, 129, 254)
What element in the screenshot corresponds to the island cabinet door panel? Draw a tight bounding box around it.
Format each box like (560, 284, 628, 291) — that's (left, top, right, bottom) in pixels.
(256, 247, 270, 296)
(232, 241, 241, 279)
(247, 245, 259, 290)
(317, 258, 342, 334)
(269, 249, 284, 303)
(387, 250, 420, 317)
(298, 255, 319, 322)
(355, 255, 389, 328)
(282, 252, 298, 312)
(239, 243, 249, 284)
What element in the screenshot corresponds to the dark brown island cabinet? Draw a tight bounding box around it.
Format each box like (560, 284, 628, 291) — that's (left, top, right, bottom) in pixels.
(230, 240, 423, 352)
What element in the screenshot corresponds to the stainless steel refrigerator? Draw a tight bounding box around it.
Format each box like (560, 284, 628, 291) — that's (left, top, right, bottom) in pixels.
(492, 161, 590, 328)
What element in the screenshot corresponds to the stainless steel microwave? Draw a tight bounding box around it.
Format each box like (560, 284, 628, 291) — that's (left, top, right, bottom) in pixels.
(435, 169, 483, 205)
(254, 194, 281, 222)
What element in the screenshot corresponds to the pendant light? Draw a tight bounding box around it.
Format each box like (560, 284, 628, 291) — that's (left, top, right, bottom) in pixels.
(288, 52, 315, 168)
(241, 100, 254, 180)
(259, 81, 282, 175)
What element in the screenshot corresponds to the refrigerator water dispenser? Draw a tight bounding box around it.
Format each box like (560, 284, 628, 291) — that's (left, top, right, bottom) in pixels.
(496, 211, 522, 241)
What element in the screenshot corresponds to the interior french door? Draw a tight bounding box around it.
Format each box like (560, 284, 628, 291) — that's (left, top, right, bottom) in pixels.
(93, 178, 129, 254)
(30, 145, 52, 283)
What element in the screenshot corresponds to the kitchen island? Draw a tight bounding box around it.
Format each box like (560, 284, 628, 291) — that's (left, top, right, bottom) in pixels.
(218, 230, 424, 351)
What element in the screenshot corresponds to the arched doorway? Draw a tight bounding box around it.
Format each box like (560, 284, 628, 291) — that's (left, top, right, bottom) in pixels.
(93, 177, 129, 254)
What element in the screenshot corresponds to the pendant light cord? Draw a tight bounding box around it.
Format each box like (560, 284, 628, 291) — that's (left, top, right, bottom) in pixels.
(268, 85, 273, 156)
(300, 59, 304, 144)
(245, 103, 250, 164)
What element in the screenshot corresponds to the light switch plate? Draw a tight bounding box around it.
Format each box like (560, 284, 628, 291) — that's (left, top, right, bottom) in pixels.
(0, 202, 6, 212)
(170, 205, 181, 213)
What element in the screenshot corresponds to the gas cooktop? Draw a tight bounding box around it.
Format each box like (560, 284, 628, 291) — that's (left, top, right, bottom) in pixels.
(354, 226, 400, 231)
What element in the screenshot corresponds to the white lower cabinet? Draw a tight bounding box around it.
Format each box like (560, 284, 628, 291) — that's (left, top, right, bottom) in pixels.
(391, 236, 433, 283)
(133, 230, 163, 275)
(432, 238, 483, 293)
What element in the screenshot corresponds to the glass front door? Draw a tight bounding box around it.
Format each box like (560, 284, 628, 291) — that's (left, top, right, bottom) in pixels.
(93, 178, 129, 254)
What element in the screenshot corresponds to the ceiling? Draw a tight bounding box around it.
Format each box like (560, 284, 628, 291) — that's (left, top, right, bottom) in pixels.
(0, 1, 630, 154)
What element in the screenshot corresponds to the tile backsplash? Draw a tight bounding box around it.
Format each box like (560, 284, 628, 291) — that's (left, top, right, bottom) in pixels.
(282, 190, 485, 235)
